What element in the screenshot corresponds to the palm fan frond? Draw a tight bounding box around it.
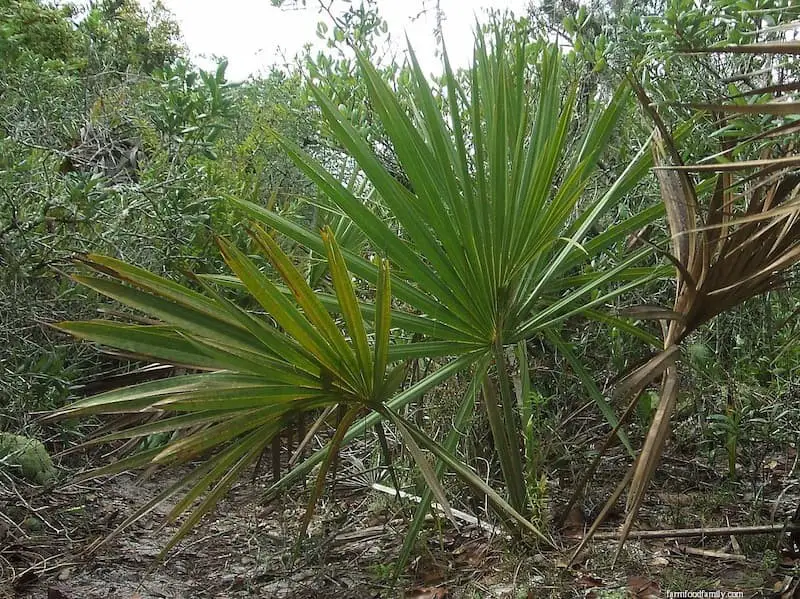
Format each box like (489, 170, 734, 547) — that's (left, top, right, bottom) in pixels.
(576, 41, 800, 563)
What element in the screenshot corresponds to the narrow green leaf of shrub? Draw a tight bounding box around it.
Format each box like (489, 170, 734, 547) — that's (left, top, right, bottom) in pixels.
(298, 405, 360, 544)
(383, 407, 457, 527)
(248, 224, 360, 382)
(215, 236, 344, 375)
(322, 225, 372, 393)
(372, 256, 391, 397)
(545, 329, 633, 454)
(161, 429, 272, 556)
(392, 413, 555, 548)
(395, 356, 489, 578)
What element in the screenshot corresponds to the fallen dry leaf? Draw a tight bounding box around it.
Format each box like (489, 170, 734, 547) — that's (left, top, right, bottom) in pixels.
(628, 575, 660, 598)
(561, 505, 586, 536)
(649, 556, 669, 567)
(406, 586, 448, 599)
(575, 574, 604, 589)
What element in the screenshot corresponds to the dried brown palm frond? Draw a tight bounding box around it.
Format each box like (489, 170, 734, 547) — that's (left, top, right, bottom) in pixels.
(572, 42, 800, 564)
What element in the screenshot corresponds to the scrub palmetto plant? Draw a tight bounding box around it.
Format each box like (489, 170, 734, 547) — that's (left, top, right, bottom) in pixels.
(52, 225, 544, 553)
(234, 26, 661, 540)
(572, 41, 800, 563)
(51, 24, 661, 556)
(49, 226, 408, 549)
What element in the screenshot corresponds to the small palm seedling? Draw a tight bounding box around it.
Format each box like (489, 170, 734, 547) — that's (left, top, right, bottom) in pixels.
(49, 224, 537, 553)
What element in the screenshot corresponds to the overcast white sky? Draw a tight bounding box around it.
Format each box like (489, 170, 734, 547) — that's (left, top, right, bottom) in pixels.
(141, 0, 531, 80)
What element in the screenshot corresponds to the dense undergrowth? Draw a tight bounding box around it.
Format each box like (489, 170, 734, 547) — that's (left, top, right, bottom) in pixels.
(3, 0, 800, 593)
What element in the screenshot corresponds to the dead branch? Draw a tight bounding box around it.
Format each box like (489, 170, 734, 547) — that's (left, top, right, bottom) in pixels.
(575, 522, 800, 541)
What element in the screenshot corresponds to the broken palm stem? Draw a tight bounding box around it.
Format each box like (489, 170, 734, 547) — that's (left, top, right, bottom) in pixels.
(370, 482, 501, 535)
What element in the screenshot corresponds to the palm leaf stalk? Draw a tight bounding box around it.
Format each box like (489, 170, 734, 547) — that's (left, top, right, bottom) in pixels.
(574, 42, 800, 564)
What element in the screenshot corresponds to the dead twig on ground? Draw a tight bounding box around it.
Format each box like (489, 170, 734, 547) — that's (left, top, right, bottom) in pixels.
(575, 522, 800, 541)
(681, 546, 747, 562)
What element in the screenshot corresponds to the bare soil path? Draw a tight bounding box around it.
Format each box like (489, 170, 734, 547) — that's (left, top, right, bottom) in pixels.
(2, 451, 798, 598)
